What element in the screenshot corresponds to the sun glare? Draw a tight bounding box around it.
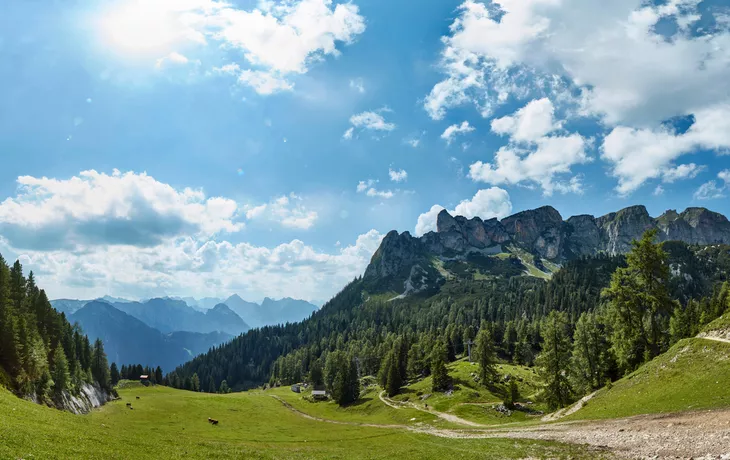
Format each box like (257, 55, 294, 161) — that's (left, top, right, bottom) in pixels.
(98, 1, 187, 56)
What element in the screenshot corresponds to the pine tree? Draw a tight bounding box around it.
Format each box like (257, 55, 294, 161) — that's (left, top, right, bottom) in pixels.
(110, 363, 120, 386)
(384, 351, 402, 397)
(155, 366, 163, 385)
(309, 359, 324, 387)
(218, 380, 230, 393)
(475, 322, 498, 387)
(90, 339, 110, 389)
(50, 344, 70, 394)
(191, 373, 200, 392)
(570, 312, 610, 395)
(536, 311, 573, 410)
(431, 340, 451, 392)
(669, 304, 690, 345)
(207, 375, 216, 393)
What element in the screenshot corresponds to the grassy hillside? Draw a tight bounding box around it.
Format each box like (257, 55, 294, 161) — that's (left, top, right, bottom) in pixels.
(565, 337, 730, 421)
(391, 359, 547, 426)
(0, 383, 595, 459)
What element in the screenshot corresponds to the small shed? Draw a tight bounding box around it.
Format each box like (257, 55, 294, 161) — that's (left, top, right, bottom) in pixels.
(291, 384, 301, 393)
(312, 385, 327, 400)
(140, 375, 150, 386)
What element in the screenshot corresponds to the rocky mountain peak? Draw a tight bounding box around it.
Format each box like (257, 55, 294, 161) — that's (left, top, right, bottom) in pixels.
(436, 209, 459, 233)
(363, 204, 730, 298)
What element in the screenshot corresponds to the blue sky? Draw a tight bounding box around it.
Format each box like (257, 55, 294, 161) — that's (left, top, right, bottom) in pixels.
(0, 0, 729, 302)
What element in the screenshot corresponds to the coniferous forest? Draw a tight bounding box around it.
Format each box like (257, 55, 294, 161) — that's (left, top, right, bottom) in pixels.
(169, 233, 730, 409)
(0, 254, 113, 405)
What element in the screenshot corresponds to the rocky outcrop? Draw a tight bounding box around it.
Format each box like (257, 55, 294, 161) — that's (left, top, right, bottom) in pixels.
(57, 383, 115, 414)
(656, 208, 730, 245)
(596, 205, 655, 255)
(25, 383, 115, 415)
(565, 215, 601, 257)
(501, 206, 564, 259)
(363, 205, 730, 296)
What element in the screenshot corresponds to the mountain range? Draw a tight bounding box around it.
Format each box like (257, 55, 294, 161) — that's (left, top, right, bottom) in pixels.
(70, 301, 232, 372)
(364, 205, 730, 297)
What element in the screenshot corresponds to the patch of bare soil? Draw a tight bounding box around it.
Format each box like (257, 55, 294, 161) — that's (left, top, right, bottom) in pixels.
(496, 408, 730, 459)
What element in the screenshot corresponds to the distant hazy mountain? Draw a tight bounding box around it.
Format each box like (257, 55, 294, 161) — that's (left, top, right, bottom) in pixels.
(50, 299, 89, 316)
(70, 301, 231, 372)
(112, 298, 249, 336)
(224, 294, 318, 328)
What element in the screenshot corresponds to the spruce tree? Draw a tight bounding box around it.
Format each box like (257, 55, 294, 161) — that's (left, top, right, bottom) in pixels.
(385, 351, 402, 397)
(191, 373, 200, 392)
(570, 312, 610, 395)
(110, 363, 120, 386)
(475, 322, 498, 387)
(155, 366, 163, 385)
(90, 339, 110, 389)
(536, 311, 573, 410)
(50, 345, 70, 394)
(309, 359, 324, 387)
(431, 340, 451, 392)
(207, 375, 216, 393)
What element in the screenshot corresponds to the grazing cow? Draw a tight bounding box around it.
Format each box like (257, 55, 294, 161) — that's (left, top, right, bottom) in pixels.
(136, 396, 140, 399)
(125, 403, 131, 407)
(208, 418, 219, 425)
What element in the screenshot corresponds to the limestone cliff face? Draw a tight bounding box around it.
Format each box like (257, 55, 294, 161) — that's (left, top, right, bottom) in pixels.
(656, 208, 730, 245)
(501, 206, 564, 259)
(596, 205, 655, 255)
(363, 205, 730, 296)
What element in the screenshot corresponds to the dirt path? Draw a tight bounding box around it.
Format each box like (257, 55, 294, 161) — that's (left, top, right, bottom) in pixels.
(541, 391, 598, 422)
(276, 394, 730, 459)
(378, 391, 485, 427)
(698, 334, 730, 344)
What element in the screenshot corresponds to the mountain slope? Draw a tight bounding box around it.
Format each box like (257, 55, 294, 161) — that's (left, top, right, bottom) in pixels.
(71, 301, 231, 371)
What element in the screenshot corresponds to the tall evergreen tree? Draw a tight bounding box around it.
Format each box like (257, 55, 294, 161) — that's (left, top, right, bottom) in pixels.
(475, 322, 498, 387)
(110, 363, 120, 386)
(603, 229, 676, 372)
(191, 373, 200, 392)
(50, 344, 70, 394)
(430, 340, 451, 392)
(570, 312, 610, 395)
(536, 311, 573, 410)
(91, 339, 110, 389)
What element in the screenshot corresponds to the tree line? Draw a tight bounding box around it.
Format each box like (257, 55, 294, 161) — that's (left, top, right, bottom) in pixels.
(0, 254, 112, 404)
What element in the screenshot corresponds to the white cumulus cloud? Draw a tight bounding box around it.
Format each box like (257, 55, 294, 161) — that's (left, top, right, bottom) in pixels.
(468, 99, 589, 195)
(415, 187, 512, 236)
(344, 109, 396, 139)
(102, 0, 366, 95)
(441, 121, 475, 145)
(602, 104, 730, 194)
(244, 193, 318, 229)
(0, 170, 242, 250)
